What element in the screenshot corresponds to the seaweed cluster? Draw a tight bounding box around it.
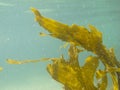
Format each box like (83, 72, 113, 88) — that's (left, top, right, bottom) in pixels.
(7, 8, 120, 90)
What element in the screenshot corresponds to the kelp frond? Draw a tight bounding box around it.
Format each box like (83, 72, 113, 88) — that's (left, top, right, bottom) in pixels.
(6, 58, 51, 64)
(47, 46, 100, 90)
(7, 7, 120, 90)
(31, 8, 120, 90)
(31, 7, 102, 52)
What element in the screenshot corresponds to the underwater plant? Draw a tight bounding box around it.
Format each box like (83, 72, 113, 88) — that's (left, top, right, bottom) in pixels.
(0, 66, 3, 71)
(7, 8, 120, 90)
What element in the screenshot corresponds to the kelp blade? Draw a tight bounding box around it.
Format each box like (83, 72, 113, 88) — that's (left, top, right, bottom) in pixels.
(31, 7, 102, 52)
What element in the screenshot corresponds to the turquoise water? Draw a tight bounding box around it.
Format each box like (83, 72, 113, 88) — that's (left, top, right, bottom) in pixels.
(0, 0, 120, 90)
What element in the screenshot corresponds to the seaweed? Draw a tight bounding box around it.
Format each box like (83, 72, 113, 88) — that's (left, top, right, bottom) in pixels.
(0, 66, 3, 71)
(7, 7, 120, 90)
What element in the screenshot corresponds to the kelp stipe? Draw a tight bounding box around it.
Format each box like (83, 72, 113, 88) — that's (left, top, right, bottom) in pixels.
(7, 7, 120, 90)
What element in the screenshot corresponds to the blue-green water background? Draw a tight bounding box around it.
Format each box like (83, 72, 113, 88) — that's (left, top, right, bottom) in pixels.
(0, 0, 120, 90)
